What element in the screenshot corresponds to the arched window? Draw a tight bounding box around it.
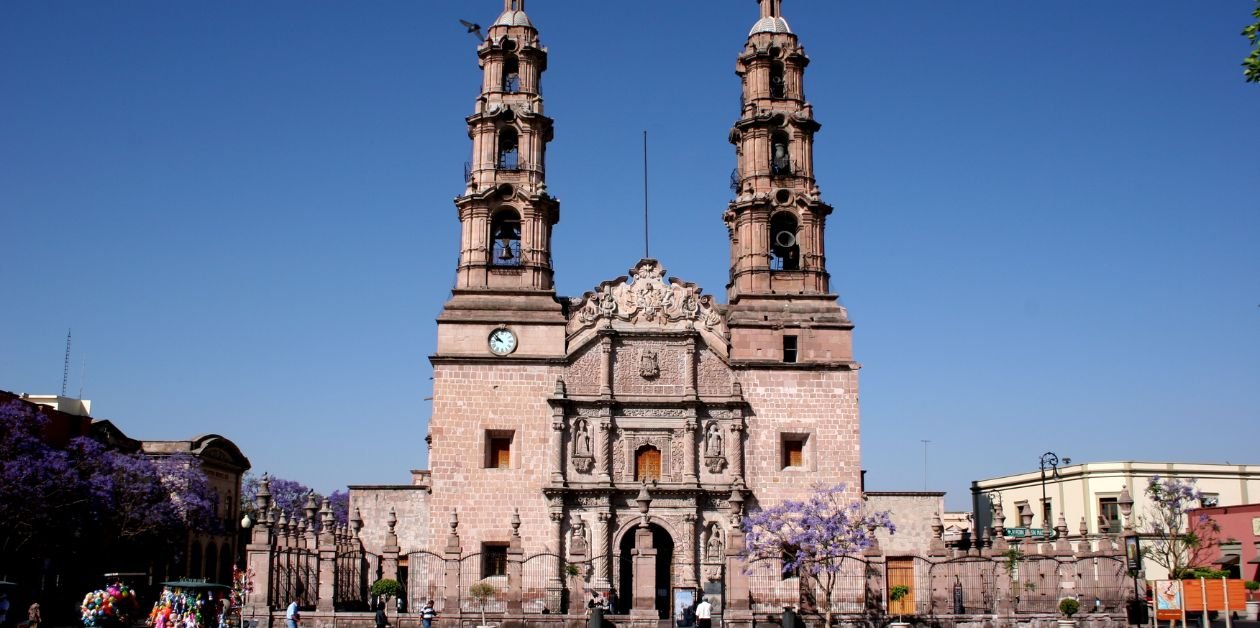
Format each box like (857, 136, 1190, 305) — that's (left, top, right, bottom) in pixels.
(502, 54, 521, 93)
(770, 131, 791, 176)
(770, 62, 786, 99)
(497, 127, 519, 170)
(770, 212, 800, 271)
(635, 445, 662, 482)
(490, 209, 522, 266)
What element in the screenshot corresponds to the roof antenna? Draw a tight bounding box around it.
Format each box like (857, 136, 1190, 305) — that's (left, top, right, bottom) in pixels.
(61, 328, 72, 397)
(643, 130, 650, 259)
(78, 352, 88, 400)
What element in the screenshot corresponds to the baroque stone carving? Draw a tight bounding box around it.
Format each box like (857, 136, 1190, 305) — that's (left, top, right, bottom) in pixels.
(568, 259, 729, 337)
(705, 523, 725, 561)
(572, 417, 595, 473)
(639, 349, 659, 379)
(620, 408, 687, 418)
(703, 421, 727, 473)
(612, 433, 626, 476)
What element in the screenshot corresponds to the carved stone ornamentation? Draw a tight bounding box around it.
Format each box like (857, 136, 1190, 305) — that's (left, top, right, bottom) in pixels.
(620, 408, 687, 418)
(703, 421, 727, 473)
(703, 565, 723, 582)
(639, 349, 659, 379)
(612, 433, 626, 476)
(568, 259, 729, 339)
(571, 417, 595, 473)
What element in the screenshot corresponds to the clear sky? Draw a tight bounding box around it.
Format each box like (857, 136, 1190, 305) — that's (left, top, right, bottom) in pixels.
(2, 1, 1256, 511)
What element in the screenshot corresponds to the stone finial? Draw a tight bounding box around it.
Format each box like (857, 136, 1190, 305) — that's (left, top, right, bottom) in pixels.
(731, 381, 743, 398)
(863, 521, 881, 556)
(257, 473, 272, 514)
(387, 507, 398, 535)
(511, 507, 522, 537)
(931, 513, 944, 539)
(449, 510, 459, 533)
(1079, 516, 1089, 537)
(304, 490, 318, 523)
(351, 507, 363, 537)
(554, 378, 566, 397)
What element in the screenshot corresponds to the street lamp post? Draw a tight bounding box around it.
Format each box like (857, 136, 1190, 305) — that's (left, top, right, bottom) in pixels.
(1038, 452, 1070, 537)
(1117, 486, 1148, 626)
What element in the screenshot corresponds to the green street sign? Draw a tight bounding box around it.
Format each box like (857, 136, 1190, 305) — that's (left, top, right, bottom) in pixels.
(1004, 527, 1057, 539)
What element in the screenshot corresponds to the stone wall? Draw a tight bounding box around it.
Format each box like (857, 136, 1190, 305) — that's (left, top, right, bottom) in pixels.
(739, 368, 861, 505)
(349, 485, 431, 555)
(866, 492, 946, 555)
(427, 362, 561, 553)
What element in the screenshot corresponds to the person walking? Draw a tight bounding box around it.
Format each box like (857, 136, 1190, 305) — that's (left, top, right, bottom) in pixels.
(285, 600, 300, 628)
(420, 600, 436, 628)
(374, 602, 390, 628)
(694, 596, 712, 628)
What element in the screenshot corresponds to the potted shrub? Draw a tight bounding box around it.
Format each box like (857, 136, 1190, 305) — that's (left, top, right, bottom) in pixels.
(1058, 597, 1080, 628)
(370, 578, 404, 613)
(1244, 580, 1259, 621)
(469, 582, 497, 628)
(888, 585, 911, 627)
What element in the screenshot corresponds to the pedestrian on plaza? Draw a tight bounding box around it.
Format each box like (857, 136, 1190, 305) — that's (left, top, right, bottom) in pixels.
(285, 600, 300, 628)
(27, 602, 41, 628)
(374, 602, 390, 628)
(421, 600, 437, 628)
(694, 596, 712, 628)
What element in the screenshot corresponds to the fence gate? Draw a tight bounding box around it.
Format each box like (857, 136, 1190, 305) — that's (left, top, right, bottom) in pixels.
(928, 556, 998, 615)
(407, 551, 447, 613)
(521, 552, 562, 614)
(1015, 555, 1062, 614)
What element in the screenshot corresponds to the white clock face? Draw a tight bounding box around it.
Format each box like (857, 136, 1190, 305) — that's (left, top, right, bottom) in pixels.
(488, 328, 517, 356)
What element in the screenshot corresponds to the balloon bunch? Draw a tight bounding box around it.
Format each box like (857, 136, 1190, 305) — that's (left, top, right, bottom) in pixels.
(148, 588, 208, 628)
(81, 583, 138, 628)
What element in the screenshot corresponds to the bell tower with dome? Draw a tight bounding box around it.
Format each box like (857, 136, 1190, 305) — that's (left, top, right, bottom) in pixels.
(436, 0, 566, 361)
(724, 0, 855, 368)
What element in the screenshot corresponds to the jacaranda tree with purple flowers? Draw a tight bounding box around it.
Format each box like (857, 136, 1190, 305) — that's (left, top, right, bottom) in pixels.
(742, 485, 894, 628)
(1138, 476, 1220, 578)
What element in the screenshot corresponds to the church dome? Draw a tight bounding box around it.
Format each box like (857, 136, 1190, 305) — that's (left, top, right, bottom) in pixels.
(493, 10, 533, 28)
(749, 16, 792, 35)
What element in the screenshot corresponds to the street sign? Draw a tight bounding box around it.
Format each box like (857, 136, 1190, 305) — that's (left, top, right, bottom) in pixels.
(1004, 527, 1057, 539)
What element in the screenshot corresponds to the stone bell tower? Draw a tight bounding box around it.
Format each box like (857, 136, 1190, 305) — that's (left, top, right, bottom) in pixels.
(437, 0, 566, 359)
(724, 0, 854, 366)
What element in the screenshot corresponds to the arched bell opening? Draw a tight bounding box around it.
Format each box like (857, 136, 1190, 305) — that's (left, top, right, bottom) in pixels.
(490, 208, 522, 266)
(770, 130, 791, 177)
(770, 211, 800, 271)
(497, 127, 520, 170)
(502, 54, 521, 93)
(769, 61, 786, 99)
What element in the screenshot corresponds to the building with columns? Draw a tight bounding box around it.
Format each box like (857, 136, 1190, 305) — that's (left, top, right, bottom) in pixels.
(352, 0, 862, 618)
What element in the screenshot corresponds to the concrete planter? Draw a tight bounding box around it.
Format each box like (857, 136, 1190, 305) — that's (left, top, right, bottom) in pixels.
(889, 622, 912, 628)
(1245, 600, 1258, 621)
(1057, 620, 1078, 628)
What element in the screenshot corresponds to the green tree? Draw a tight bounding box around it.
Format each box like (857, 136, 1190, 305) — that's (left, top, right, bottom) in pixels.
(1245, 0, 1260, 82)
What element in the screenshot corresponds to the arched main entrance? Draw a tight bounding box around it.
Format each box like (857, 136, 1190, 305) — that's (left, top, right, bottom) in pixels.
(617, 523, 673, 619)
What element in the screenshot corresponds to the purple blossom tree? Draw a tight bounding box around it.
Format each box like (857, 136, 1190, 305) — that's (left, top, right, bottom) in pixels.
(0, 401, 91, 556)
(1139, 476, 1220, 578)
(327, 489, 350, 527)
(742, 485, 894, 628)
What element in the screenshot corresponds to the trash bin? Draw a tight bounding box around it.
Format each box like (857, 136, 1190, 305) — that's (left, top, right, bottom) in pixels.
(781, 607, 797, 628)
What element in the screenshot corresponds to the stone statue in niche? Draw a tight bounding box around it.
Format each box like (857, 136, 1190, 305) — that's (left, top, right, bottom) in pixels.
(705, 524, 725, 561)
(572, 418, 594, 473)
(570, 519, 589, 555)
(705, 422, 723, 456)
(640, 349, 659, 379)
(703, 421, 727, 473)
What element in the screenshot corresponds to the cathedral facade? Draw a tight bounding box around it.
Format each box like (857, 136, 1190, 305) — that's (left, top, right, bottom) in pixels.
(353, 0, 861, 617)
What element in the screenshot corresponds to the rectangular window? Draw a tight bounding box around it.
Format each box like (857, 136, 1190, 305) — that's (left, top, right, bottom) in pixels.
(1042, 499, 1053, 530)
(482, 544, 508, 578)
(781, 435, 806, 469)
(1098, 497, 1121, 533)
(783, 335, 798, 363)
(1201, 493, 1220, 507)
(485, 430, 514, 469)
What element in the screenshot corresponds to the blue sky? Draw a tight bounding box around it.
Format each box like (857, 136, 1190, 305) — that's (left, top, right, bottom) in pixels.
(2, 1, 1256, 511)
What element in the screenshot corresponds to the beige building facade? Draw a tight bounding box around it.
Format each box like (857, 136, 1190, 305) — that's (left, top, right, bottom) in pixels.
(972, 461, 1260, 579)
